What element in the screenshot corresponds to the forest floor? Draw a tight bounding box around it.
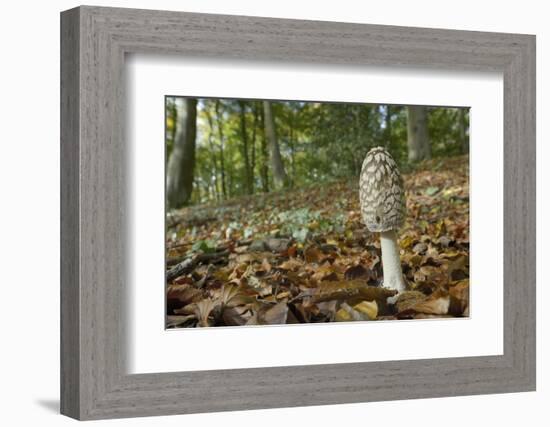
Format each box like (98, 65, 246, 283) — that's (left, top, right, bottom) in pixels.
(166, 155, 470, 328)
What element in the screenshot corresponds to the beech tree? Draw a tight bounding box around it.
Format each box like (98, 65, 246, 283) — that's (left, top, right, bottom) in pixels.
(459, 108, 469, 154)
(214, 100, 228, 199)
(238, 100, 253, 195)
(263, 101, 289, 189)
(166, 98, 197, 208)
(407, 105, 431, 162)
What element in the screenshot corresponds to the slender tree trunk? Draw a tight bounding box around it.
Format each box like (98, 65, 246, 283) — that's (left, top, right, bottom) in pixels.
(407, 105, 431, 162)
(166, 98, 197, 209)
(459, 108, 469, 154)
(354, 105, 361, 151)
(167, 99, 178, 150)
(259, 107, 269, 193)
(195, 181, 201, 205)
(250, 102, 259, 186)
(263, 101, 289, 189)
(238, 101, 253, 194)
(289, 115, 295, 182)
(227, 169, 233, 197)
(385, 105, 392, 148)
(214, 100, 227, 198)
(204, 107, 220, 200)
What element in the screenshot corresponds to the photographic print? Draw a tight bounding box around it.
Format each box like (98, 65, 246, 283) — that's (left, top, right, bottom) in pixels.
(165, 97, 470, 328)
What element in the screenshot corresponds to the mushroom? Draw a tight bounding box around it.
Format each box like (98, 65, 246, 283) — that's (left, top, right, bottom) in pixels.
(359, 147, 407, 293)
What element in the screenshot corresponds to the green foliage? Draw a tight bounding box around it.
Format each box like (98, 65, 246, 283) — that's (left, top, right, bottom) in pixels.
(276, 208, 315, 243)
(428, 106, 469, 157)
(425, 186, 440, 196)
(166, 97, 469, 206)
(273, 207, 346, 243)
(191, 239, 217, 253)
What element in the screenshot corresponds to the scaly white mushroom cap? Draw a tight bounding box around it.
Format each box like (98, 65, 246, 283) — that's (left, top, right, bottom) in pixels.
(359, 147, 405, 233)
(359, 147, 407, 295)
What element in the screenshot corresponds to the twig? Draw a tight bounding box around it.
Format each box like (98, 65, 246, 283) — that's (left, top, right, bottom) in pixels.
(166, 250, 229, 282)
(166, 256, 198, 282)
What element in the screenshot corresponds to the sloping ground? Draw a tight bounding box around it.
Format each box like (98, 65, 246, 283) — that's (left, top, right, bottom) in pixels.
(166, 155, 469, 328)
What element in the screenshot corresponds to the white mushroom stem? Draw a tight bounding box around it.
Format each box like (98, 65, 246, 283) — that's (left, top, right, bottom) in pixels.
(380, 230, 406, 293)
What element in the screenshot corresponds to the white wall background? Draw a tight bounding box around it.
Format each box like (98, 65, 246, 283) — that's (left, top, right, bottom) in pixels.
(0, 0, 546, 425)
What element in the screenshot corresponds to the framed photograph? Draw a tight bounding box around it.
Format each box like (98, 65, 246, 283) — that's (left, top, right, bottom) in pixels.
(163, 97, 471, 329)
(61, 6, 535, 420)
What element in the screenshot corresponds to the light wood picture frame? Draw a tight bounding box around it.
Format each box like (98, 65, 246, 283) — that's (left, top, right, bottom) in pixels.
(60, 5, 536, 420)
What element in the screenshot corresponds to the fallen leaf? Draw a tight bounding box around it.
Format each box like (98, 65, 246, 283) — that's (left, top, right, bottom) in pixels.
(246, 275, 272, 297)
(399, 235, 415, 250)
(261, 258, 272, 273)
(311, 264, 339, 282)
(398, 289, 450, 317)
(265, 238, 291, 253)
(166, 315, 196, 328)
(263, 302, 289, 324)
(353, 300, 378, 320)
(344, 264, 370, 280)
(222, 306, 250, 326)
(278, 258, 304, 271)
(304, 246, 322, 263)
(425, 186, 440, 196)
(395, 290, 426, 313)
(311, 280, 397, 307)
(449, 280, 469, 316)
(412, 242, 428, 254)
(166, 284, 203, 313)
(287, 245, 298, 257)
(335, 301, 377, 322)
(194, 299, 219, 327)
(250, 302, 289, 325)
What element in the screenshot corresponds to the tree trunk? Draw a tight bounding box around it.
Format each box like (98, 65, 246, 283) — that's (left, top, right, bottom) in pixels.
(167, 98, 178, 150)
(407, 105, 431, 162)
(215, 100, 228, 198)
(459, 108, 469, 154)
(250, 102, 259, 187)
(289, 114, 295, 182)
(204, 107, 220, 200)
(385, 105, 392, 148)
(259, 106, 269, 193)
(238, 101, 253, 194)
(263, 101, 289, 189)
(166, 98, 197, 209)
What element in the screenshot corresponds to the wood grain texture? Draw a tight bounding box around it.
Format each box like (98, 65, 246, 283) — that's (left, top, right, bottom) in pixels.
(60, 6, 536, 420)
(60, 7, 80, 419)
